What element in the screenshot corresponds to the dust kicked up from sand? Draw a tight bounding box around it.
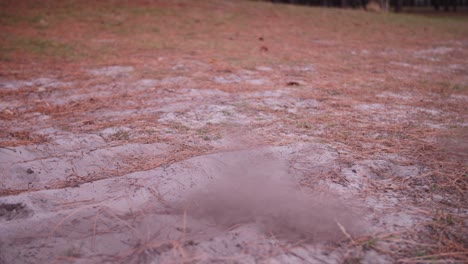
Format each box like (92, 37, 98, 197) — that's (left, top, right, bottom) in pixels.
(175, 152, 365, 242)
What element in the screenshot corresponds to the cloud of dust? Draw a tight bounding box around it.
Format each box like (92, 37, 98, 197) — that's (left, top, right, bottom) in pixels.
(178, 152, 365, 242)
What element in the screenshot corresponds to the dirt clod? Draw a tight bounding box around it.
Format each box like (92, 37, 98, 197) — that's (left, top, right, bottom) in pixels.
(0, 203, 32, 221)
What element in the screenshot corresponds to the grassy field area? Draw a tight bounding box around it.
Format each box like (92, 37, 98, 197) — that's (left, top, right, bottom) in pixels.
(1, 1, 467, 64)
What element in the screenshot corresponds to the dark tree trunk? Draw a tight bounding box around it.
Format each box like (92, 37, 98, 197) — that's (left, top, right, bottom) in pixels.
(444, 0, 450, 11)
(394, 0, 402, 12)
(432, 0, 440, 10)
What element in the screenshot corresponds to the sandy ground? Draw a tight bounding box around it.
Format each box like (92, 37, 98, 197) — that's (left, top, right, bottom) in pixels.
(0, 1, 467, 263)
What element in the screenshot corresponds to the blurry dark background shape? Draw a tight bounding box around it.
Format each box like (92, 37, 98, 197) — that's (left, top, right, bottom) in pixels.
(267, 0, 468, 12)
